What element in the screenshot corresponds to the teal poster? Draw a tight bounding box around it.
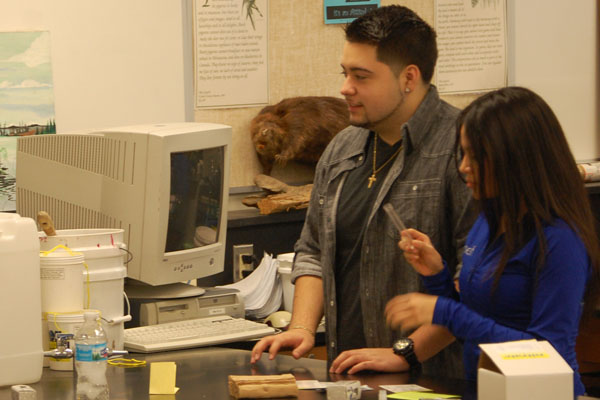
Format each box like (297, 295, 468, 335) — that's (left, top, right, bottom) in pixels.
(324, 0, 380, 24)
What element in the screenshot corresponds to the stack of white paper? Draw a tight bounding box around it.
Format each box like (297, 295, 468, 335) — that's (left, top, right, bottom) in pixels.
(218, 253, 282, 319)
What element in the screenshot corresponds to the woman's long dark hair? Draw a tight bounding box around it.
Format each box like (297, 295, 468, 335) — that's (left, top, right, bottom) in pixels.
(457, 86, 600, 321)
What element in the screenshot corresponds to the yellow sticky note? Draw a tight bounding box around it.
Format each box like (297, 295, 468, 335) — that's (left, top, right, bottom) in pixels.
(149, 362, 180, 394)
(500, 351, 550, 360)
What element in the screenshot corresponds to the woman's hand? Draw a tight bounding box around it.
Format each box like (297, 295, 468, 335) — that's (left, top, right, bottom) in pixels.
(385, 292, 438, 331)
(399, 229, 444, 276)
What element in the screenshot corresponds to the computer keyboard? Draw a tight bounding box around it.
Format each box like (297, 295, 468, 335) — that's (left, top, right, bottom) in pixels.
(123, 315, 277, 353)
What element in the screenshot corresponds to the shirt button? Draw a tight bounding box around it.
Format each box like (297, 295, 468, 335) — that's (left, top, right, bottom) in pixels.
(412, 185, 418, 191)
(365, 246, 370, 255)
(319, 198, 324, 205)
(359, 155, 363, 161)
(330, 301, 334, 307)
(330, 341, 335, 348)
(365, 289, 369, 297)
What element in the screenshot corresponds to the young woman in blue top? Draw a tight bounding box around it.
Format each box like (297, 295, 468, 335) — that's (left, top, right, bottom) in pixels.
(384, 86, 600, 396)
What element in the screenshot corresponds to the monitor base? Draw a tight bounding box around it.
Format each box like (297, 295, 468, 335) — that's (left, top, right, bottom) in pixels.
(125, 281, 206, 300)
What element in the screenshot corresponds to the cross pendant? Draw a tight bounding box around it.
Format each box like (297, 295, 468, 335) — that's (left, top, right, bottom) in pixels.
(367, 174, 376, 188)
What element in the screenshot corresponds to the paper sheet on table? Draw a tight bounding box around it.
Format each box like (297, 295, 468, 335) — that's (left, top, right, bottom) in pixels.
(380, 384, 432, 393)
(296, 380, 373, 391)
(388, 391, 459, 399)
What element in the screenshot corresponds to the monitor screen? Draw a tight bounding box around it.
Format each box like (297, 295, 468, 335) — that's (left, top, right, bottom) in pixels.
(166, 147, 223, 253)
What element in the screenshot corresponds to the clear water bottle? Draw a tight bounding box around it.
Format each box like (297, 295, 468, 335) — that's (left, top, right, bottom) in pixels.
(74, 311, 109, 400)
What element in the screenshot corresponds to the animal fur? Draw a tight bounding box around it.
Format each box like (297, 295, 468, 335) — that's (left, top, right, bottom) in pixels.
(250, 96, 349, 174)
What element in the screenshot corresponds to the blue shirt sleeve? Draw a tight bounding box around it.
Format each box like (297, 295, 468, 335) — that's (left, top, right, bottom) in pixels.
(422, 261, 459, 300)
(432, 225, 589, 358)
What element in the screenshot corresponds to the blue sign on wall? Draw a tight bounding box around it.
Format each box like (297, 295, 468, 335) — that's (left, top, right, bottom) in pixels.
(324, 0, 380, 25)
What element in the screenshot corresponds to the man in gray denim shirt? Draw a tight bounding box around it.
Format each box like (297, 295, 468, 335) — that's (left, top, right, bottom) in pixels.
(252, 5, 475, 378)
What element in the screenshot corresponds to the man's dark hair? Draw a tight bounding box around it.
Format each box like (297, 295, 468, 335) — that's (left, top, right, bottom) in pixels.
(344, 5, 438, 83)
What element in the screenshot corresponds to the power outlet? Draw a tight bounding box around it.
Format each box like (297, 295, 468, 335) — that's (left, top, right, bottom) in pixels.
(233, 244, 254, 282)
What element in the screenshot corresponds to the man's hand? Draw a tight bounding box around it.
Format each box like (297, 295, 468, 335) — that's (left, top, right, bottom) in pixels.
(250, 329, 315, 363)
(329, 348, 410, 374)
(251, 275, 323, 364)
(385, 292, 438, 331)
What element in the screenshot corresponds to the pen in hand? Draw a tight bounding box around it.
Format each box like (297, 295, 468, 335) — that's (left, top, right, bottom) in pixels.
(383, 203, 412, 247)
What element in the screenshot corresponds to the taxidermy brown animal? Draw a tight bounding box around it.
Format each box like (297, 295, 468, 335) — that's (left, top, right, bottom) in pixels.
(250, 96, 349, 174)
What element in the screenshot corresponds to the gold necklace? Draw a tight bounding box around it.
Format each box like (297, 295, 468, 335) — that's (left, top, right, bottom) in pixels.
(367, 134, 402, 189)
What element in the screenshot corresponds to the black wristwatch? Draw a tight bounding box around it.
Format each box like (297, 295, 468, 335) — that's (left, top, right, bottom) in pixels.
(393, 338, 420, 370)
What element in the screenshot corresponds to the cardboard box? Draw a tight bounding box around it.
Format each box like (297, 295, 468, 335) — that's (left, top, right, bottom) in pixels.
(478, 340, 573, 400)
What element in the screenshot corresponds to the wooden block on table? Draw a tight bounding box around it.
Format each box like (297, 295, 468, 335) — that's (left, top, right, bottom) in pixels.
(228, 374, 298, 398)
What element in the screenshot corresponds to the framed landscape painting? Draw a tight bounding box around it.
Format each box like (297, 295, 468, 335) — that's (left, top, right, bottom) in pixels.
(0, 31, 55, 211)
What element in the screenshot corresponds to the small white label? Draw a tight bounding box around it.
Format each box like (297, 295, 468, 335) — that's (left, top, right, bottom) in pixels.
(41, 268, 65, 280)
(208, 308, 225, 315)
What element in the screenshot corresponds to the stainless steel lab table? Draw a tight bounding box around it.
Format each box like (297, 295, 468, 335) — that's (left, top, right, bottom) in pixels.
(0, 347, 470, 399)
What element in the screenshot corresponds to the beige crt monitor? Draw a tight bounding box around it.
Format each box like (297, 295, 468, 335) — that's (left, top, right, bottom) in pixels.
(16, 123, 231, 287)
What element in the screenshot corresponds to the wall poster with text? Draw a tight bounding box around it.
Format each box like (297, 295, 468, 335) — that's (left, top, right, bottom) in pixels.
(435, 0, 507, 94)
(194, 0, 268, 109)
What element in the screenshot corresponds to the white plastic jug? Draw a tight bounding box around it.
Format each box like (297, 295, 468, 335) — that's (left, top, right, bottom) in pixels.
(0, 213, 43, 386)
(277, 253, 295, 312)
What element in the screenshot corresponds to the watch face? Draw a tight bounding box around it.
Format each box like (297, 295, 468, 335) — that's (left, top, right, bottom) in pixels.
(393, 338, 411, 352)
(393, 338, 419, 368)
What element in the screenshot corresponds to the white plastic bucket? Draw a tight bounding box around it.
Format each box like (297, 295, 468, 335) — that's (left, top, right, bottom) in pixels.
(39, 229, 128, 350)
(45, 312, 85, 371)
(39, 228, 124, 249)
(0, 213, 43, 386)
(277, 253, 294, 312)
(86, 266, 127, 350)
(40, 247, 85, 312)
(39, 229, 126, 272)
(86, 266, 127, 317)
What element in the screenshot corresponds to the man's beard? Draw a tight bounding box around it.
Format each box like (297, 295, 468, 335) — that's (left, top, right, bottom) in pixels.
(348, 92, 405, 131)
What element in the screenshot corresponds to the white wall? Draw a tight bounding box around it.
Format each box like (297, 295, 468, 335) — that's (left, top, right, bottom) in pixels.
(0, 0, 192, 133)
(2, 1, 597, 160)
(508, 0, 598, 160)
